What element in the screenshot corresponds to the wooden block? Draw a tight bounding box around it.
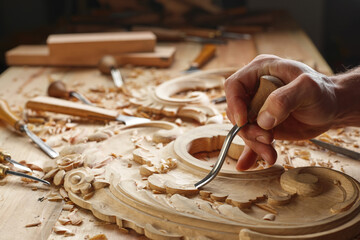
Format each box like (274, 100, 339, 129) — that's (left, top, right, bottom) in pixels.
(47, 31, 156, 58)
(5, 45, 175, 67)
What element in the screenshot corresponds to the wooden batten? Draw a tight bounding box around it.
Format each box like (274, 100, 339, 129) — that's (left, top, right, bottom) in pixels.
(47, 31, 156, 58)
(5, 45, 175, 67)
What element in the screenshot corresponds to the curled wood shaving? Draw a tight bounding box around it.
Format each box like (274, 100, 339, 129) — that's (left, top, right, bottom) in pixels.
(62, 204, 74, 211)
(53, 225, 75, 236)
(263, 213, 276, 221)
(293, 149, 311, 160)
(43, 168, 59, 180)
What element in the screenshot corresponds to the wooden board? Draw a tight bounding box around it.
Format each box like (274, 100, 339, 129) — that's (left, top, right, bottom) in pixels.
(47, 32, 156, 58)
(5, 45, 176, 67)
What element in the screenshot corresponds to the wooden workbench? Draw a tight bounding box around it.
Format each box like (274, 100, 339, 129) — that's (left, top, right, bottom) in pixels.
(1, 16, 360, 240)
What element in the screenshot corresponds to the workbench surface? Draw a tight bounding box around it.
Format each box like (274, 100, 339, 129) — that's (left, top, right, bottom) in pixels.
(1, 16, 360, 240)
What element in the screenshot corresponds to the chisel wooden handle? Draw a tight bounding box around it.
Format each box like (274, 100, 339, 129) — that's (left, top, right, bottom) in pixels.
(248, 75, 284, 122)
(0, 99, 22, 131)
(191, 44, 216, 69)
(26, 96, 118, 121)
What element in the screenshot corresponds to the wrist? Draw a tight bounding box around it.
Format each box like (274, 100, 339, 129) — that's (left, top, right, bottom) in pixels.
(332, 68, 360, 128)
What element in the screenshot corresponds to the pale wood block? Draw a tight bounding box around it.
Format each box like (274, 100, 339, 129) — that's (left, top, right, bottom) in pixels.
(47, 31, 156, 58)
(5, 45, 175, 67)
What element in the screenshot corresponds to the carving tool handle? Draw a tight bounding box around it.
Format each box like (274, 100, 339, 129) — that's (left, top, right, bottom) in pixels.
(195, 75, 284, 189)
(190, 44, 216, 69)
(0, 98, 22, 131)
(247, 75, 285, 121)
(26, 96, 118, 121)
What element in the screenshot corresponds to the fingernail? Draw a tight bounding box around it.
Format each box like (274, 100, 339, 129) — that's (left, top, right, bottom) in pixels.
(256, 135, 270, 144)
(234, 113, 242, 126)
(257, 111, 276, 129)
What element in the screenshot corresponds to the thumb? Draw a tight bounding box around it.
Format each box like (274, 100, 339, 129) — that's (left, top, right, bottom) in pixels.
(256, 73, 316, 130)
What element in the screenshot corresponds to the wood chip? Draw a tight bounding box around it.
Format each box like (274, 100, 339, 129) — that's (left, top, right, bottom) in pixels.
(25, 221, 42, 227)
(53, 225, 75, 236)
(89, 234, 108, 240)
(68, 209, 83, 225)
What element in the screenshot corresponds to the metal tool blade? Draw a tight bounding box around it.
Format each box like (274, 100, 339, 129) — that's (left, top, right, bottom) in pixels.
(69, 91, 93, 105)
(110, 68, 124, 88)
(5, 158, 32, 172)
(184, 66, 200, 73)
(116, 115, 150, 126)
(211, 96, 226, 104)
(195, 124, 244, 189)
(310, 139, 360, 160)
(7, 169, 50, 185)
(20, 125, 59, 159)
(185, 36, 226, 44)
(221, 32, 252, 40)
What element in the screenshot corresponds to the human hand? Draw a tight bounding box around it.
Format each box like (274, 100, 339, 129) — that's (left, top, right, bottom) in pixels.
(224, 54, 338, 170)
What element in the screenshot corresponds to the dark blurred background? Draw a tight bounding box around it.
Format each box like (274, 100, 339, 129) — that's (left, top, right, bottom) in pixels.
(0, 0, 359, 74)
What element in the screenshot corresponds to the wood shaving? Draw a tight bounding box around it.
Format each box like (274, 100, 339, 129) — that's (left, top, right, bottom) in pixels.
(68, 209, 83, 225)
(53, 170, 66, 186)
(255, 203, 278, 214)
(62, 204, 74, 211)
(53, 225, 75, 236)
(25, 221, 42, 227)
(19, 160, 43, 172)
(293, 149, 311, 160)
(88, 234, 108, 240)
(263, 213, 276, 221)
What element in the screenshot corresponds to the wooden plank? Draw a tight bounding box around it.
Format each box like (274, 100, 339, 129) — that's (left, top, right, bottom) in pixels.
(5, 45, 176, 68)
(47, 32, 156, 58)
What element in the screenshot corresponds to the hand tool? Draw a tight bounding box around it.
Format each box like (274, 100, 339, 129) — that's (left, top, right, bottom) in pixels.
(195, 75, 284, 189)
(0, 164, 50, 185)
(184, 44, 216, 73)
(0, 149, 32, 172)
(48, 80, 93, 105)
(211, 96, 226, 104)
(26, 96, 150, 126)
(98, 55, 125, 88)
(132, 26, 226, 44)
(310, 139, 360, 160)
(0, 99, 59, 159)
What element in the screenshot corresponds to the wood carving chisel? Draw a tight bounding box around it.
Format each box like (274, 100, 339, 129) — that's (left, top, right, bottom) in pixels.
(0, 164, 49, 185)
(310, 139, 360, 160)
(48, 80, 93, 105)
(184, 44, 216, 73)
(26, 96, 150, 126)
(195, 75, 284, 188)
(98, 55, 125, 89)
(132, 26, 226, 44)
(0, 150, 32, 172)
(0, 99, 59, 159)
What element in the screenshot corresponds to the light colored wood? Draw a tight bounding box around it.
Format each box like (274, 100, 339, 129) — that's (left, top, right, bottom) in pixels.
(47, 31, 156, 58)
(130, 68, 233, 124)
(5, 45, 176, 67)
(58, 123, 360, 239)
(26, 96, 118, 121)
(248, 75, 284, 121)
(0, 18, 358, 239)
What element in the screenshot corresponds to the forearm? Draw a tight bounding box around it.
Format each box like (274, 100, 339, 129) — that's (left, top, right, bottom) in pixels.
(332, 67, 360, 127)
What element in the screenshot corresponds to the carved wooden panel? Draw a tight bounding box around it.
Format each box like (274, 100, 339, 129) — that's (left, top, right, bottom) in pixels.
(130, 68, 236, 124)
(59, 123, 360, 240)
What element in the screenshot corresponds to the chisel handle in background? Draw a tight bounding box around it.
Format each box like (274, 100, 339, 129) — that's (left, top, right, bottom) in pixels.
(26, 96, 118, 121)
(190, 44, 216, 69)
(0, 99, 23, 131)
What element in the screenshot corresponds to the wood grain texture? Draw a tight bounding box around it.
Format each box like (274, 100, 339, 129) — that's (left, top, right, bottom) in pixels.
(0, 17, 358, 239)
(6, 45, 176, 67)
(47, 32, 156, 57)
